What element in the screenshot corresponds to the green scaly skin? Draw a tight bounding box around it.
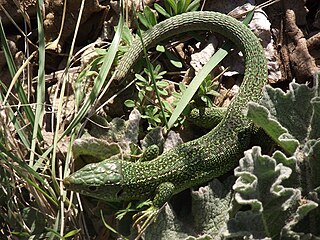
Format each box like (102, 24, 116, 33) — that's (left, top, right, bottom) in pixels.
(63, 11, 268, 208)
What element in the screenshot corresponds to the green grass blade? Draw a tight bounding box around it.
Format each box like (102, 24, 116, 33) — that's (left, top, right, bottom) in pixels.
(0, 20, 17, 76)
(32, 0, 124, 172)
(154, 3, 171, 18)
(0, 142, 58, 205)
(0, 19, 35, 148)
(186, 0, 200, 12)
(0, 18, 37, 137)
(50, 0, 85, 188)
(0, 83, 30, 148)
(167, 0, 178, 15)
(242, 9, 254, 25)
(101, 210, 128, 239)
(30, 0, 46, 165)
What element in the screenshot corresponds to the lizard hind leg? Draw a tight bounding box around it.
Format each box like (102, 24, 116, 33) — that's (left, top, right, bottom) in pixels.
(188, 106, 227, 129)
(139, 144, 160, 162)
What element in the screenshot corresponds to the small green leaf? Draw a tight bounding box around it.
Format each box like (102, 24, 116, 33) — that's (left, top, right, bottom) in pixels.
(124, 99, 136, 108)
(135, 73, 147, 82)
(136, 81, 146, 87)
(154, 3, 171, 18)
(95, 48, 108, 55)
(164, 50, 183, 68)
(165, 0, 174, 16)
(121, 25, 133, 45)
(156, 81, 169, 88)
(186, 0, 200, 12)
(158, 89, 168, 96)
(206, 89, 220, 97)
(166, 0, 178, 15)
(177, 0, 185, 14)
(63, 229, 81, 238)
(162, 100, 173, 113)
(144, 6, 157, 27)
(184, 0, 191, 12)
(138, 91, 145, 102)
(146, 86, 153, 92)
(170, 59, 183, 68)
(156, 44, 166, 52)
(138, 12, 151, 29)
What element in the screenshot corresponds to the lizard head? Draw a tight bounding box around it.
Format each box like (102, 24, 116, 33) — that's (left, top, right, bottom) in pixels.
(63, 159, 126, 201)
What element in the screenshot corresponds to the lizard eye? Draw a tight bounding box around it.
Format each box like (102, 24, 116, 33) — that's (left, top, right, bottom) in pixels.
(88, 186, 98, 192)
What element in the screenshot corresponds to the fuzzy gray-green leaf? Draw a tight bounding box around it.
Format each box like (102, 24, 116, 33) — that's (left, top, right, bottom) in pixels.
(247, 102, 299, 155)
(309, 96, 320, 139)
(227, 146, 318, 239)
(248, 79, 320, 154)
(258, 82, 316, 142)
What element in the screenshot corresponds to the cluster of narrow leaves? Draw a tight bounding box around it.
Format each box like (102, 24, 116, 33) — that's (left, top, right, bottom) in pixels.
(142, 77, 320, 239)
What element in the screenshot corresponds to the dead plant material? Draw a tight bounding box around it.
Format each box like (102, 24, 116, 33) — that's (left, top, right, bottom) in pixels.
(307, 32, 320, 65)
(285, 9, 319, 82)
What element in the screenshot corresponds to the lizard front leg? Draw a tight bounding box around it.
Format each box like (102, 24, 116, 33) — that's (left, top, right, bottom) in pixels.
(133, 182, 175, 232)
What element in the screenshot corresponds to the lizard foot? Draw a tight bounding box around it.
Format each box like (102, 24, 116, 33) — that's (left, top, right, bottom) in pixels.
(133, 204, 164, 233)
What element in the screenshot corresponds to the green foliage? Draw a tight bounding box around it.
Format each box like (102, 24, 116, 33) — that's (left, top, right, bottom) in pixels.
(167, 43, 232, 129)
(136, 1, 192, 79)
(135, 65, 168, 95)
(124, 65, 172, 130)
(73, 109, 167, 165)
(138, 6, 158, 29)
(138, 0, 201, 27)
(246, 80, 317, 155)
(154, 0, 200, 18)
(130, 1, 220, 131)
(137, 0, 200, 71)
(116, 200, 153, 221)
(196, 75, 220, 107)
(226, 147, 317, 239)
(118, 24, 134, 52)
(141, 105, 167, 129)
(124, 59, 222, 130)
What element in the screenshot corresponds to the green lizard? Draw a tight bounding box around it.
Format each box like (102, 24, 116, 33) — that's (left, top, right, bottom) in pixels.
(64, 11, 267, 210)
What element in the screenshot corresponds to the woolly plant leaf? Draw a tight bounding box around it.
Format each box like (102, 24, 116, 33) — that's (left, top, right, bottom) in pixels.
(72, 109, 141, 167)
(247, 102, 299, 155)
(144, 205, 190, 240)
(247, 78, 320, 155)
(191, 178, 234, 237)
(225, 147, 318, 239)
(145, 177, 234, 239)
(227, 76, 320, 239)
